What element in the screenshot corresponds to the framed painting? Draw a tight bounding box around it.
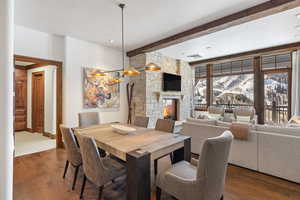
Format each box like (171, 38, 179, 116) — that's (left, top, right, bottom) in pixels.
(83, 67, 120, 109)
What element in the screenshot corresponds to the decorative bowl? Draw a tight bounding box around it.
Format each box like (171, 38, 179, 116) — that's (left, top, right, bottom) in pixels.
(111, 124, 136, 135)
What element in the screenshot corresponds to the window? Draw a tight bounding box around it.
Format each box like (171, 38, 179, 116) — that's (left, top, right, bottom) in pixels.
(193, 52, 291, 124)
(212, 58, 253, 76)
(194, 66, 207, 110)
(195, 66, 206, 79)
(264, 72, 289, 124)
(212, 74, 254, 106)
(262, 53, 291, 71)
(194, 78, 207, 107)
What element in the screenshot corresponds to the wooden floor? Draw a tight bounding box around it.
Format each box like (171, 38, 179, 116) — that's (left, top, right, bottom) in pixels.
(14, 149, 300, 200)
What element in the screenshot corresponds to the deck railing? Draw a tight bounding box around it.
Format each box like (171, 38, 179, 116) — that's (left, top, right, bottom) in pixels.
(264, 104, 288, 124)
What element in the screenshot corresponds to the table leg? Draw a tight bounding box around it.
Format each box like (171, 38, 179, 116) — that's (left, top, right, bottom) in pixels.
(172, 138, 191, 164)
(126, 150, 151, 200)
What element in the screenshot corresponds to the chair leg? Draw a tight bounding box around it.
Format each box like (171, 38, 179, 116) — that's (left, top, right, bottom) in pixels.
(154, 159, 158, 176)
(80, 175, 87, 199)
(72, 165, 80, 190)
(98, 148, 106, 157)
(98, 186, 103, 200)
(63, 160, 69, 179)
(170, 153, 174, 164)
(220, 195, 224, 200)
(156, 187, 161, 200)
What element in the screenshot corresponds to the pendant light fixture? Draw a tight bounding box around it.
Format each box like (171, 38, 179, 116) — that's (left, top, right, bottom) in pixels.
(119, 3, 140, 76)
(90, 3, 160, 82)
(92, 70, 106, 77)
(145, 62, 161, 71)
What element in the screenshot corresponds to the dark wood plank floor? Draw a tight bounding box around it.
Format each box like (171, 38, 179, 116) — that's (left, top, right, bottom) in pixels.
(14, 149, 300, 200)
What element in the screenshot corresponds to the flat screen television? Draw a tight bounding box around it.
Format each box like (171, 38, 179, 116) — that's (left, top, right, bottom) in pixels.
(162, 73, 181, 91)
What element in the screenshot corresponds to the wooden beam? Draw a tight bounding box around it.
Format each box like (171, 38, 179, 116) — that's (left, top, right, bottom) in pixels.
(14, 55, 62, 66)
(253, 56, 265, 124)
(190, 41, 300, 66)
(14, 65, 26, 70)
(127, 0, 300, 57)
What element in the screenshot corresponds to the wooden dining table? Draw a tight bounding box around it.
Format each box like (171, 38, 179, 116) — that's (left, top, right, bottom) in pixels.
(75, 123, 191, 200)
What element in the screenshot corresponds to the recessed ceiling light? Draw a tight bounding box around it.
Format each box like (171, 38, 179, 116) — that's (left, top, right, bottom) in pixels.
(109, 39, 114, 43)
(187, 54, 202, 59)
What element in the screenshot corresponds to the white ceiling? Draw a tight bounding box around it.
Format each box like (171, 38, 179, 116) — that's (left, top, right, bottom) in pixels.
(15, 0, 268, 51)
(158, 7, 300, 62)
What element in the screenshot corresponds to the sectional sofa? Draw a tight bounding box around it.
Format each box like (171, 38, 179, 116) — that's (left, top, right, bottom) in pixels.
(182, 118, 300, 183)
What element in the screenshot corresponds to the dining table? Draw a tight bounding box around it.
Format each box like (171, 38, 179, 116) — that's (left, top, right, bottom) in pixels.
(75, 123, 191, 200)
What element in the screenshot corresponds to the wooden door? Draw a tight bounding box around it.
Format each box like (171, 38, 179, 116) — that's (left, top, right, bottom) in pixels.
(32, 71, 45, 133)
(14, 68, 27, 131)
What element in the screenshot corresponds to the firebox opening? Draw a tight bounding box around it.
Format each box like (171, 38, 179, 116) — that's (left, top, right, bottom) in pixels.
(163, 99, 178, 121)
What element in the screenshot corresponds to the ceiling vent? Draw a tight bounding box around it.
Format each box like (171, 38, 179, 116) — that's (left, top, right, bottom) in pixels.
(187, 54, 202, 59)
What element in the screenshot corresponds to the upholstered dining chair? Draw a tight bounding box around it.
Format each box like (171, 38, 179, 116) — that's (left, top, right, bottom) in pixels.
(155, 119, 175, 133)
(133, 116, 149, 128)
(154, 119, 176, 175)
(156, 131, 233, 200)
(78, 112, 100, 128)
(75, 133, 126, 200)
(60, 125, 82, 190)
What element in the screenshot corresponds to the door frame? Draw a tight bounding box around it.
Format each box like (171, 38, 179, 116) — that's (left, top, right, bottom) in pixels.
(14, 55, 64, 148)
(31, 71, 45, 134)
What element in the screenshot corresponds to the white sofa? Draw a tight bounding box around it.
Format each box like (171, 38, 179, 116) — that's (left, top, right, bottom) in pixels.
(182, 118, 300, 183)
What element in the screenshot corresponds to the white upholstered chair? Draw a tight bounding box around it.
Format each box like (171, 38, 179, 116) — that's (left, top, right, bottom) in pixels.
(78, 112, 100, 128)
(156, 131, 233, 200)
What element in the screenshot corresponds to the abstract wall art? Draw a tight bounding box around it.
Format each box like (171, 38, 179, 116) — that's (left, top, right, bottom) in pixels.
(83, 68, 120, 109)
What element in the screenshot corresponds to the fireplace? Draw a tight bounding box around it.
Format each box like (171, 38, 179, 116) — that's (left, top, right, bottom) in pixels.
(163, 99, 178, 120)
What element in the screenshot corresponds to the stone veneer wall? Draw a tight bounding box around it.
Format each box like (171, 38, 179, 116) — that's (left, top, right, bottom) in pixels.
(129, 52, 194, 128)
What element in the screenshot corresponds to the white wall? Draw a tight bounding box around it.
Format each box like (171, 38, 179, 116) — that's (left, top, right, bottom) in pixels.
(14, 25, 64, 61)
(64, 37, 128, 127)
(27, 66, 57, 134)
(14, 26, 129, 129)
(0, 0, 14, 199)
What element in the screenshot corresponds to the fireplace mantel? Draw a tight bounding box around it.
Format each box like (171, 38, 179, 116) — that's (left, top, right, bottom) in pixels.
(153, 92, 184, 101)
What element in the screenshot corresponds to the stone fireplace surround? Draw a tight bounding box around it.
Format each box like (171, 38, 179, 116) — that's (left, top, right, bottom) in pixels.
(129, 52, 194, 129)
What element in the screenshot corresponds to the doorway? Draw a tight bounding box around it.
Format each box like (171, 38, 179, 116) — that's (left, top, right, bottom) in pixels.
(14, 67, 27, 131)
(14, 55, 63, 157)
(32, 71, 45, 133)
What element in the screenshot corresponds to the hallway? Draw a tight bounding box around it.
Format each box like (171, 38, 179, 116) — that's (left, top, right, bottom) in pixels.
(14, 131, 56, 157)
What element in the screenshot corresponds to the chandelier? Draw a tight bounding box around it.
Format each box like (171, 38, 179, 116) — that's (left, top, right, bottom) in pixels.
(92, 3, 161, 82)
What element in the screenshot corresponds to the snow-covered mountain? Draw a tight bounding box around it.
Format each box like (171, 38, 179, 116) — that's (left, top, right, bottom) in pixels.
(195, 73, 288, 106)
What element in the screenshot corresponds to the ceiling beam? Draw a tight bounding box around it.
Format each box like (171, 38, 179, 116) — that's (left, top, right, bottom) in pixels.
(127, 0, 300, 57)
(189, 41, 300, 66)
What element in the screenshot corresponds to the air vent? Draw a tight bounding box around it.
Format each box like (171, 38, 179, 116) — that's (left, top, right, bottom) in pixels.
(187, 54, 202, 59)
